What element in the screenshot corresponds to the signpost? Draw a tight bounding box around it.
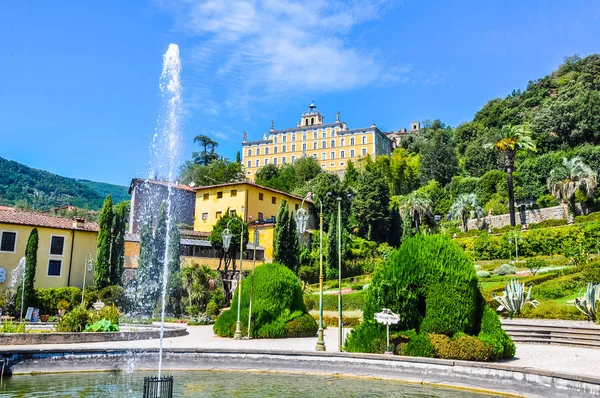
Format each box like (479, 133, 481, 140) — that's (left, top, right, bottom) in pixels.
(374, 308, 400, 354)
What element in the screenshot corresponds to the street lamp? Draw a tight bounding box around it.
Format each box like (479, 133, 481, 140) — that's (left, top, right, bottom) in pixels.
(222, 217, 244, 340)
(296, 192, 325, 351)
(81, 253, 94, 306)
(508, 230, 523, 263)
(247, 227, 261, 339)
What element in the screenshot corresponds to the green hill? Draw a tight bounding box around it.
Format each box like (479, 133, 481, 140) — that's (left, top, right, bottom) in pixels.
(0, 156, 129, 210)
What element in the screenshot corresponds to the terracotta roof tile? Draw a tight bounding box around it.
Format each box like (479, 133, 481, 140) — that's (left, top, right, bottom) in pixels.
(180, 230, 211, 238)
(0, 210, 99, 232)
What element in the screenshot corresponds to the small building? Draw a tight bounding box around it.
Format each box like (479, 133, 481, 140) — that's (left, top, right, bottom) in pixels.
(385, 121, 421, 149)
(0, 210, 98, 295)
(193, 181, 315, 262)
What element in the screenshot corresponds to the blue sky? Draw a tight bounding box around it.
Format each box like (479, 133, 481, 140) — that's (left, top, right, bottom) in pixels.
(1, 1, 599, 186)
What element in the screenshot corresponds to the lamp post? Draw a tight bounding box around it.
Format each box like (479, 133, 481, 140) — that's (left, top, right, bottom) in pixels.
(296, 192, 325, 351)
(81, 253, 94, 306)
(336, 196, 342, 352)
(508, 230, 523, 263)
(247, 227, 260, 339)
(222, 218, 244, 340)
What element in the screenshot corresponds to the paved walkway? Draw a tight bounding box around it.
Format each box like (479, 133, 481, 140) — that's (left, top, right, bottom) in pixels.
(2, 324, 599, 379)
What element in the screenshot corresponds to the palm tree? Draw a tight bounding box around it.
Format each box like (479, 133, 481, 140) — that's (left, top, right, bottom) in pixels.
(449, 193, 484, 232)
(181, 264, 220, 310)
(548, 157, 597, 218)
(485, 124, 536, 226)
(396, 191, 433, 233)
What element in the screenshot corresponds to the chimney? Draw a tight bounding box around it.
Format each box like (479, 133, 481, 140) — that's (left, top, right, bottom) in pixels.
(73, 217, 85, 229)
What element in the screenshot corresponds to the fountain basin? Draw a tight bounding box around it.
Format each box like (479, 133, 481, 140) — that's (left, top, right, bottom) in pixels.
(3, 348, 599, 397)
(0, 324, 187, 345)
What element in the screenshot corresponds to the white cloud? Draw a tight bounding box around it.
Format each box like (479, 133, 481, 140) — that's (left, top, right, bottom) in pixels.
(160, 0, 406, 111)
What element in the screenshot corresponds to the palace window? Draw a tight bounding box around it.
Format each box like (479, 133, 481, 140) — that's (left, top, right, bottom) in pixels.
(313, 131, 317, 139)
(362, 148, 367, 156)
(322, 131, 326, 138)
(50, 236, 65, 256)
(247, 160, 251, 168)
(362, 136, 366, 144)
(302, 132, 307, 140)
(256, 148, 260, 156)
(272, 197, 276, 205)
(341, 138, 345, 146)
(0, 231, 17, 252)
(247, 149, 251, 156)
(341, 150, 345, 158)
(321, 153, 326, 160)
(302, 143, 306, 151)
(330, 151, 335, 160)
(217, 191, 223, 199)
(291, 155, 296, 162)
(282, 156, 286, 164)
(274, 146, 278, 154)
(292, 134, 296, 142)
(292, 144, 296, 152)
(350, 137, 355, 145)
(330, 139, 335, 148)
(258, 212, 264, 220)
(265, 147, 269, 155)
(313, 141, 317, 150)
(259, 193, 264, 201)
(322, 140, 326, 149)
(282, 145, 287, 152)
(264, 158, 268, 165)
(274, 137, 278, 144)
(283, 135, 287, 143)
(231, 189, 237, 197)
(273, 158, 278, 165)
(47, 259, 62, 277)
(255, 160, 260, 167)
(350, 149, 355, 157)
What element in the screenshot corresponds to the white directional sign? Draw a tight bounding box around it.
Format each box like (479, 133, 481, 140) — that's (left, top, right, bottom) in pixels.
(375, 308, 400, 326)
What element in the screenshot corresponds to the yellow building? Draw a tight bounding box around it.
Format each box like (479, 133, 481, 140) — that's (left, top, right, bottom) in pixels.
(0, 210, 98, 295)
(192, 181, 315, 262)
(242, 103, 393, 179)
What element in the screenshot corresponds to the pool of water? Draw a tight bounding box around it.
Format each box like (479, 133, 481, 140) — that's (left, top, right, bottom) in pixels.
(0, 371, 496, 397)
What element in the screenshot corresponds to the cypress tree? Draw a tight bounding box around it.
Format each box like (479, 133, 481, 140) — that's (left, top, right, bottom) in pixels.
(17, 228, 38, 312)
(109, 201, 127, 286)
(273, 200, 300, 273)
(166, 226, 183, 317)
(326, 213, 338, 280)
(95, 195, 113, 289)
(287, 212, 300, 273)
(136, 215, 156, 314)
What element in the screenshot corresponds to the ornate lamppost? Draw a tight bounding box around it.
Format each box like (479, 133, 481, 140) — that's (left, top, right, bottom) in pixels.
(81, 253, 94, 306)
(296, 192, 325, 351)
(222, 218, 244, 340)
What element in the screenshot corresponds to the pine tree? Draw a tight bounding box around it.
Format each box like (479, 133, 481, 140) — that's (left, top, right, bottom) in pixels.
(95, 195, 113, 289)
(326, 213, 338, 280)
(136, 216, 156, 315)
(166, 226, 183, 317)
(17, 228, 38, 313)
(109, 201, 127, 286)
(273, 200, 300, 273)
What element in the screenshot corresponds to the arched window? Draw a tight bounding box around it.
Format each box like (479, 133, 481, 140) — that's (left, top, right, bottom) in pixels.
(265, 147, 269, 155)
(305, 119, 309, 126)
(302, 132, 307, 140)
(274, 146, 278, 154)
(302, 143, 307, 151)
(282, 145, 287, 152)
(256, 148, 260, 156)
(313, 131, 318, 139)
(322, 140, 326, 148)
(341, 138, 345, 146)
(313, 141, 317, 150)
(292, 144, 296, 152)
(330, 139, 335, 148)
(311, 117, 315, 125)
(350, 137, 355, 145)
(362, 136, 366, 144)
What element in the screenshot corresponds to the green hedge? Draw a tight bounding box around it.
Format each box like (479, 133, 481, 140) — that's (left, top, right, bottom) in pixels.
(213, 263, 316, 338)
(458, 222, 600, 260)
(305, 291, 365, 311)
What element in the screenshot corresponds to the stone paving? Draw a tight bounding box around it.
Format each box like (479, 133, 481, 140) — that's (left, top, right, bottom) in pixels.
(2, 324, 599, 379)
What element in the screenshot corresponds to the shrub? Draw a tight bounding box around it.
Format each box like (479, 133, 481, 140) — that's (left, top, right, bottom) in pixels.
(206, 301, 220, 317)
(344, 320, 387, 354)
(57, 306, 91, 332)
(520, 301, 586, 320)
(346, 235, 496, 358)
(0, 320, 26, 333)
(56, 299, 70, 311)
(525, 257, 546, 276)
(306, 291, 365, 311)
(396, 330, 435, 358)
(284, 313, 318, 337)
(303, 295, 315, 311)
(528, 219, 567, 229)
(477, 270, 491, 278)
(350, 283, 364, 291)
(537, 194, 558, 208)
(34, 287, 82, 315)
(186, 305, 200, 317)
(582, 261, 600, 284)
(494, 263, 516, 276)
(312, 314, 361, 327)
(91, 305, 120, 325)
(478, 307, 516, 359)
(430, 333, 492, 362)
(213, 263, 316, 338)
(575, 211, 600, 223)
(85, 319, 119, 332)
(97, 285, 126, 307)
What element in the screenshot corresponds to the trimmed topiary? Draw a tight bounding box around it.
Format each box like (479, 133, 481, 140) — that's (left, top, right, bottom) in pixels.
(213, 263, 317, 338)
(345, 235, 515, 361)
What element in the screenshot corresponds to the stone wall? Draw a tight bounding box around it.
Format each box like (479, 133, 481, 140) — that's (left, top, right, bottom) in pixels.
(466, 203, 586, 230)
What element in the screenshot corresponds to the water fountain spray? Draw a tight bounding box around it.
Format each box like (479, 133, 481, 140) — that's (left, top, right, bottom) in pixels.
(142, 43, 181, 398)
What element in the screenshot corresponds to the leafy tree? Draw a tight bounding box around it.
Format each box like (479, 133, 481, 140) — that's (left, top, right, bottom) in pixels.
(273, 200, 300, 272)
(294, 156, 322, 185)
(95, 195, 113, 289)
(396, 191, 433, 233)
(16, 228, 38, 312)
(300, 172, 349, 231)
(416, 180, 451, 217)
(180, 158, 244, 187)
(548, 157, 598, 216)
(166, 226, 183, 317)
(343, 160, 359, 190)
(109, 201, 127, 286)
(449, 193, 484, 232)
(192, 135, 219, 166)
(464, 138, 501, 177)
(485, 124, 536, 226)
(255, 164, 288, 191)
(419, 129, 459, 186)
(351, 171, 390, 243)
(454, 121, 486, 155)
(209, 210, 249, 273)
(390, 148, 420, 195)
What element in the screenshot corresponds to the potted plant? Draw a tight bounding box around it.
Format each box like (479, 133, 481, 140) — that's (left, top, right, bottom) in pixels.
(57, 299, 70, 317)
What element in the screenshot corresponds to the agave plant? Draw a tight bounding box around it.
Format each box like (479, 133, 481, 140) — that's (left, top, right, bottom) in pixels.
(492, 279, 539, 318)
(574, 283, 600, 321)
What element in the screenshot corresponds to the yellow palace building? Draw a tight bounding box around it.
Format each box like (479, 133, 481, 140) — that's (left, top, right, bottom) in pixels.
(242, 103, 393, 179)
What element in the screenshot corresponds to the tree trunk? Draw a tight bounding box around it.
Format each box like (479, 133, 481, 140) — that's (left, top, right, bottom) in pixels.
(505, 152, 516, 227)
(463, 215, 468, 232)
(415, 214, 421, 234)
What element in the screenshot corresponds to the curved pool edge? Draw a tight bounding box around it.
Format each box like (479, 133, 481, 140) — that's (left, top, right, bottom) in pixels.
(4, 348, 600, 398)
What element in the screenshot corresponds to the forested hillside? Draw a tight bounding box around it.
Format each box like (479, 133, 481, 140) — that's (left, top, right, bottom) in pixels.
(0, 157, 129, 210)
